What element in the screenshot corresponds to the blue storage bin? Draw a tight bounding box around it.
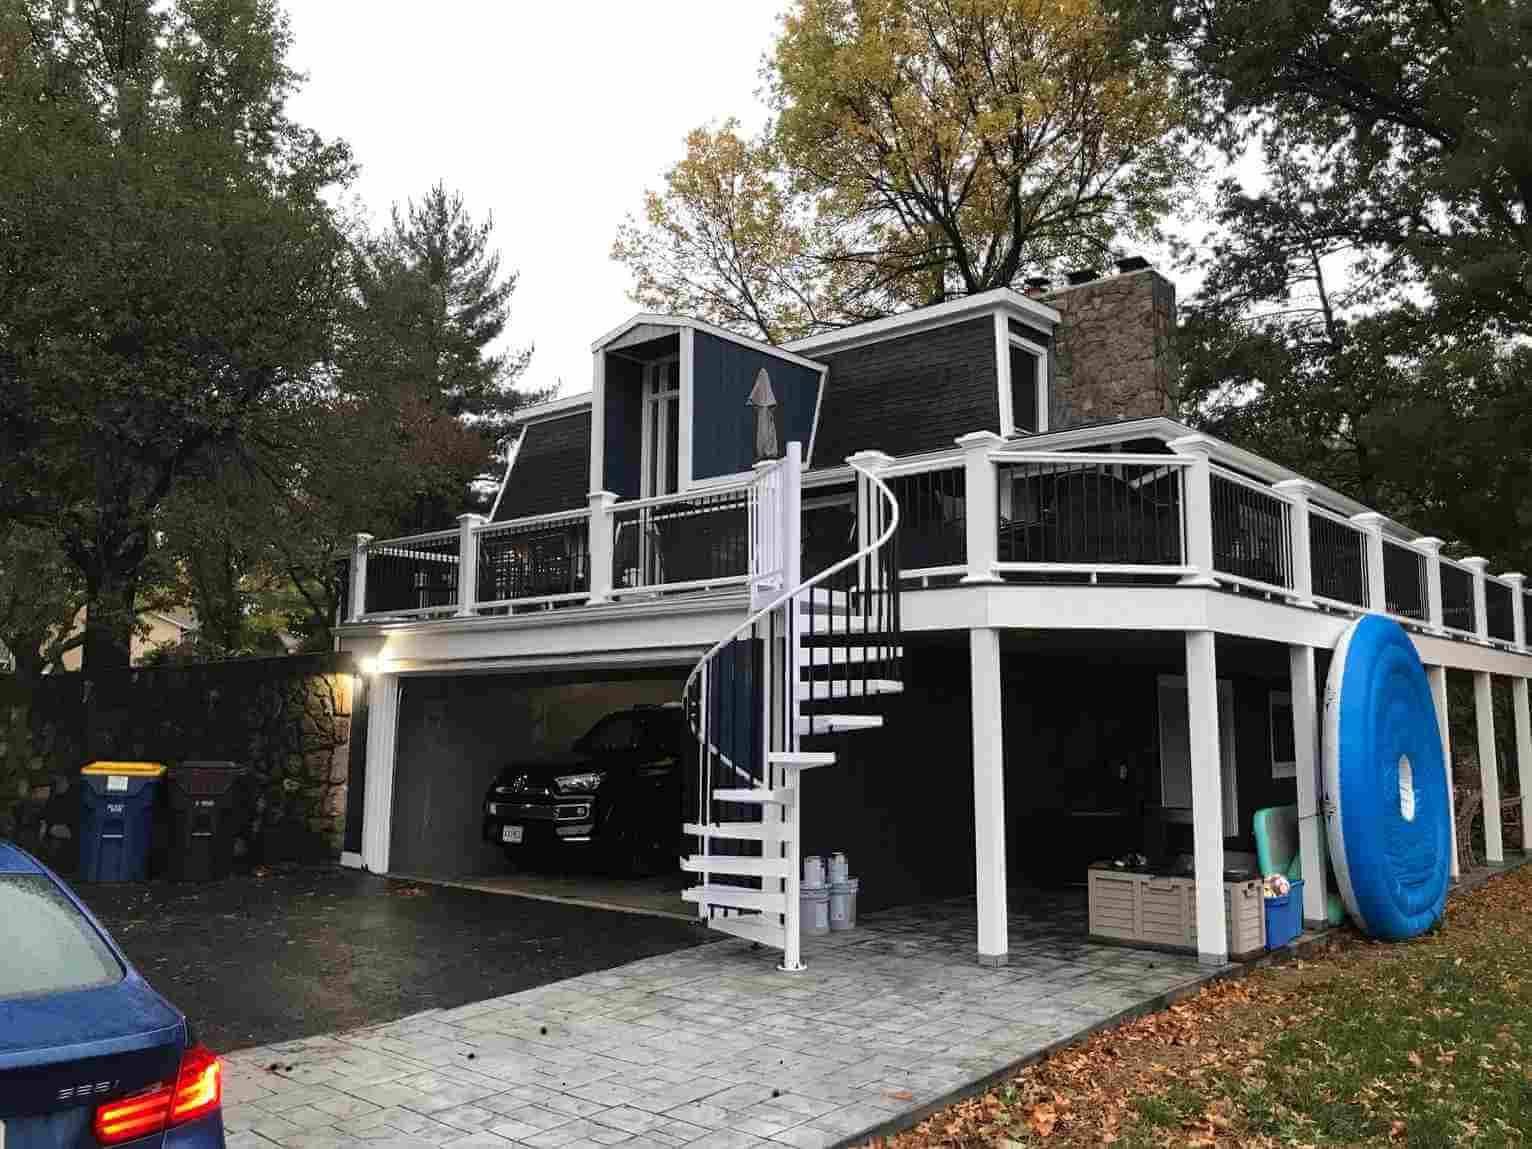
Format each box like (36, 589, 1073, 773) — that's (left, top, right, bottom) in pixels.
(1264, 878, 1304, 950)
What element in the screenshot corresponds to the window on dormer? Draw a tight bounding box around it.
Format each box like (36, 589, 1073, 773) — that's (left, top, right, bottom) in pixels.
(1009, 339, 1045, 434)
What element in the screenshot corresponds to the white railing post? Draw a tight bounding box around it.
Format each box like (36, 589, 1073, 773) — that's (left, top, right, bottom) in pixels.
(1168, 435, 1219, 587)
(455, 514, 486, 617)
(1415, 537, 1445, 633)
(1350, 512, 1388, 613)
(1463, 557, 1490, 642)
(349, 533, 373, 623)
(954, 431, 1004, 584)
(587, 491, 617, 604)
(1272, 479, 1316, 607)
(1506, 573, 1527, 649)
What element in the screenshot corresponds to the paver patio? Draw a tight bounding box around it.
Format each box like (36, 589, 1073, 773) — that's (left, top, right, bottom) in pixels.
(222, 891, 1223, 1149)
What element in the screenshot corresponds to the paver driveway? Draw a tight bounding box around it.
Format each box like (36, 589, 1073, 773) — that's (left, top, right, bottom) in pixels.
(220, 893, 1222, 1149)
(77, 865, 707, 1051)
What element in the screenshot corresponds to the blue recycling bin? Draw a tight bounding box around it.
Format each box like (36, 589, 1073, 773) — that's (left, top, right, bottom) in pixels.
(78, 762, 166, 882)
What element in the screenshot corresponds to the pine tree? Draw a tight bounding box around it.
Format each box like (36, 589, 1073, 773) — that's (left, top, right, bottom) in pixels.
(356, 183, 533, 426)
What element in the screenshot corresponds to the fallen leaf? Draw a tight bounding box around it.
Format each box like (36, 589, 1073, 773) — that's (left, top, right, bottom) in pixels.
(1027, 1102, 1057, 1138)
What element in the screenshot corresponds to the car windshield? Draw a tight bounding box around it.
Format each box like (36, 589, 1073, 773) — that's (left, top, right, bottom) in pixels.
(577, 714, 644, 753)
(0, 874, 124, 999)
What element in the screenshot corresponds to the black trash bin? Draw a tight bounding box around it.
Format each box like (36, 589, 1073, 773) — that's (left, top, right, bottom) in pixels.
(166, 761, 246, 881)
(79, 762, 167, 882)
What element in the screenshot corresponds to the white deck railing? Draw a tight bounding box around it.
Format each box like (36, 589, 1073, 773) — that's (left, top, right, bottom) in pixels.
(348, 463, 783, 622)
(343, 431, 1532, 653)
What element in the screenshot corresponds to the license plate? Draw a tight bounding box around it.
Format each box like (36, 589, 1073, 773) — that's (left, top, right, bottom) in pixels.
(501, 825, 524, 844)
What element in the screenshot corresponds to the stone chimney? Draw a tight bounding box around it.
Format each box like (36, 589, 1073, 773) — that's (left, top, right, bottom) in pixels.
(1041, 262, 1177, 429)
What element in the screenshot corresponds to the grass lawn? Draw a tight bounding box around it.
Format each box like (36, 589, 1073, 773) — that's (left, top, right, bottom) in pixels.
(876, 866, 1532, 1148)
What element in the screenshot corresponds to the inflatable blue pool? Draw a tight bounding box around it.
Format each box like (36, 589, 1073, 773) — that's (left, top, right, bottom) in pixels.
(1323, 615, 1450, 940)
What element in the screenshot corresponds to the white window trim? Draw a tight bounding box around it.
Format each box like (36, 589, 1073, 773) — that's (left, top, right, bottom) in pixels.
(1270, 690, 1297, 779)
(1158, 674, 1239, 836)
(997, 326, 1050, 436)
(640, 355, 681, 500)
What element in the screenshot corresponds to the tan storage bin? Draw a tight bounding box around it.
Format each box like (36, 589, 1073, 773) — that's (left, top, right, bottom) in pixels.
(1189, 878, 1266, 960)
(1087, 869, 1139, 940)
(1137, 876, 1192, 947)
(1088, 867, 1265, 960)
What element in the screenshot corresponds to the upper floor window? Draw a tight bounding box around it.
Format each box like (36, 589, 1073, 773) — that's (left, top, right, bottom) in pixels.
(1009, 337, 1047, 434)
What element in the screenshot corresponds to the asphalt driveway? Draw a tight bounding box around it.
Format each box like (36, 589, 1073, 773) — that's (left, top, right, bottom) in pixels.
(76, 865, 707, 1053)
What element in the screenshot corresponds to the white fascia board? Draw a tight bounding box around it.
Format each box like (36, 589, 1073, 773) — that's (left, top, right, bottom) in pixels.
(485, 431, 525, 521)
(590, 313, 828, 373)
(510, 391, 594, 424)
(781, 288, 1059, 357)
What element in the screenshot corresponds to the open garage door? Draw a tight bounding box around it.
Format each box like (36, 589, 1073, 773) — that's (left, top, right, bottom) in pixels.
(388, 669, 689, 882)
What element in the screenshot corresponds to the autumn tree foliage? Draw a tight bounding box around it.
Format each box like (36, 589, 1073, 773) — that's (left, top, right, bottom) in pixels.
(614, 0, 1192, 342)
(1117, 0, 1532, 572)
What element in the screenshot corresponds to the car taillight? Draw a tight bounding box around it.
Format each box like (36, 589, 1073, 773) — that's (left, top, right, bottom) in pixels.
(94, 1043, 222, 1145)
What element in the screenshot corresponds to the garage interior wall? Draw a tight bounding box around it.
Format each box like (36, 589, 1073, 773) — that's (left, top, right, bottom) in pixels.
(388, 670, 688, 878)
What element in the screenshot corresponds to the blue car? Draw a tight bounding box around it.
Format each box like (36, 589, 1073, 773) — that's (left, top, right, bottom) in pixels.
(0, 841, 225, 1148)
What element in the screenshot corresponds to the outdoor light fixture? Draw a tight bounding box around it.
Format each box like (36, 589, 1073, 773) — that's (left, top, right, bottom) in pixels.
(359, 656, 381, 676)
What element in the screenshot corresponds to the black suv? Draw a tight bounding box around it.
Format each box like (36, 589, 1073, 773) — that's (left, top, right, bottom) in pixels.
(481, 704, 687, 873)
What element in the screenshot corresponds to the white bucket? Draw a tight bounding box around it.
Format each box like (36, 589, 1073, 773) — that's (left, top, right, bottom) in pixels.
(801, 885, 830, 935)
(828, 852, 849, 883)
(829, 878, 859, 931)
(802, 855, 826, 887)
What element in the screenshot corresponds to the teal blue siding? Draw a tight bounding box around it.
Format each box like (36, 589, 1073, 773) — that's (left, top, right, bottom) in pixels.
(603, 356, 642, 498)
(692, 333, 822, 479)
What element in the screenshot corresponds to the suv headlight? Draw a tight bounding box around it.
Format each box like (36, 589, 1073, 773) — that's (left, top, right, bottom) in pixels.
(554, 771, 606, 793)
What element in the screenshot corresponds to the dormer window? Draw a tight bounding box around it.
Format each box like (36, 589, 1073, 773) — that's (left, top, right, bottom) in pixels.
(642, 356, 680, 497)
(1008, 335, 1048, 434)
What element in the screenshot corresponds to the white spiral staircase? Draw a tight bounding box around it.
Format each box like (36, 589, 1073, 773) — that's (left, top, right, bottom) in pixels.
(680, 443, 902, 971)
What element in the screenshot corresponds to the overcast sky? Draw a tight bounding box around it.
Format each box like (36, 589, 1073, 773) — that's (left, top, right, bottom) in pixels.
(283, 1, 789, 402)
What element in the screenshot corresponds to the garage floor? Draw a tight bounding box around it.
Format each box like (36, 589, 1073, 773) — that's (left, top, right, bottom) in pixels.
(220, 891, 1222, 1149)
(395, 871, 692, 921)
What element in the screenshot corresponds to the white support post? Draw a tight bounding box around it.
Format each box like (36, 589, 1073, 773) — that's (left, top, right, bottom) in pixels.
(455, 514, 485, 617)
(1351, 512, 1388, 613)
(360, 672, 401, 874)
(969, 626, 1008, 966)
(586, 491, 617, 604)
(349, 533, 373, 623)
(1289, 644, 1328, 927)
(955, 432, 1004, 584)
(1475, 670, 1504, 863)
(1427, 665, 1460, 880)
(1169, 436, 1219, 587)
(1273, 479, 1316, 607)
(1514, 677, 1532, 858)
(779, 441, 805, 974)
(1463, 557, 1490, 642)
(1186, 629, 1228, 965)
(1505, 573, 1527, 649)
(1415, 537, 1445, 633)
